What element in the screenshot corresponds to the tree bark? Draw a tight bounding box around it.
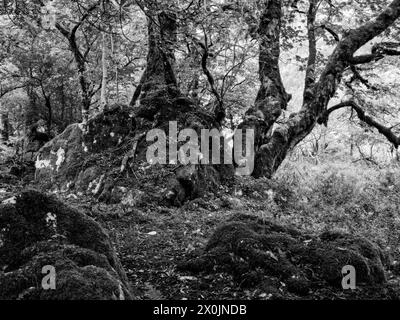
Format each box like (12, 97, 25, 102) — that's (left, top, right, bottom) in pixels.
(303, 0, 318, 107)
(44, 95, 52, 136)
(100, 31, 109, 112)
(130, 11, 183, 121)
(239, 0, 291, 150)
(68, 31, 93, 126)
(25, 84, 39, 128)
(0, 111, 9, 143)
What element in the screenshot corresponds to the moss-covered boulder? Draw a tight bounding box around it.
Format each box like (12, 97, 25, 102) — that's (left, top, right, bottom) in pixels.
(35, 105, 134, 191)
(179, 214, 390, 298)
(0, 190, 133, 300)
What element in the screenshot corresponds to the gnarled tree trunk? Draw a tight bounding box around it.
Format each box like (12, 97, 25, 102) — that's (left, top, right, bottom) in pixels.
(131, 10, 232, 205)
(249, 0, 400, 178)
(130, 11, 183, 121)
(238, 0, 291, 151)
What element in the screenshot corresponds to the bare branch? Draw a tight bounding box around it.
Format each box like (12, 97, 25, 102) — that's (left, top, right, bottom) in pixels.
(0, 84, 27, 98)
(318, 24, 340, 41)
(321, 101, 400, 148)
(350, 42, 400, 64)
(349, 65, 379, 91)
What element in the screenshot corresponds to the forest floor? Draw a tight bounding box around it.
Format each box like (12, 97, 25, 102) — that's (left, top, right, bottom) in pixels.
(2, 157, 400, 300)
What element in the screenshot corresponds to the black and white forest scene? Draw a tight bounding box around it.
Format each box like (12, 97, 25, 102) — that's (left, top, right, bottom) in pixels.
(1, 0, 400, 309)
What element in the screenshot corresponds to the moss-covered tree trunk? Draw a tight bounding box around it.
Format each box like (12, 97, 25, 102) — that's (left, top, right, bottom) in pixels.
(131, 10, 232, 205)
(238, 0, 291, 152)
(130, 11, 179, 118)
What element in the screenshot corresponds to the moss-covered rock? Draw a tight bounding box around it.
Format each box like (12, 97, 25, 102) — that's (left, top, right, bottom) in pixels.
(0, 190, 133, 300)
(179, 214, 390, 298)
(35, 105, 134, 191)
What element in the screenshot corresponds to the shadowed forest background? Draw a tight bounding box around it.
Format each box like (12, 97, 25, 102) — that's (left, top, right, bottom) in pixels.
(1, 0, 400, 300)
